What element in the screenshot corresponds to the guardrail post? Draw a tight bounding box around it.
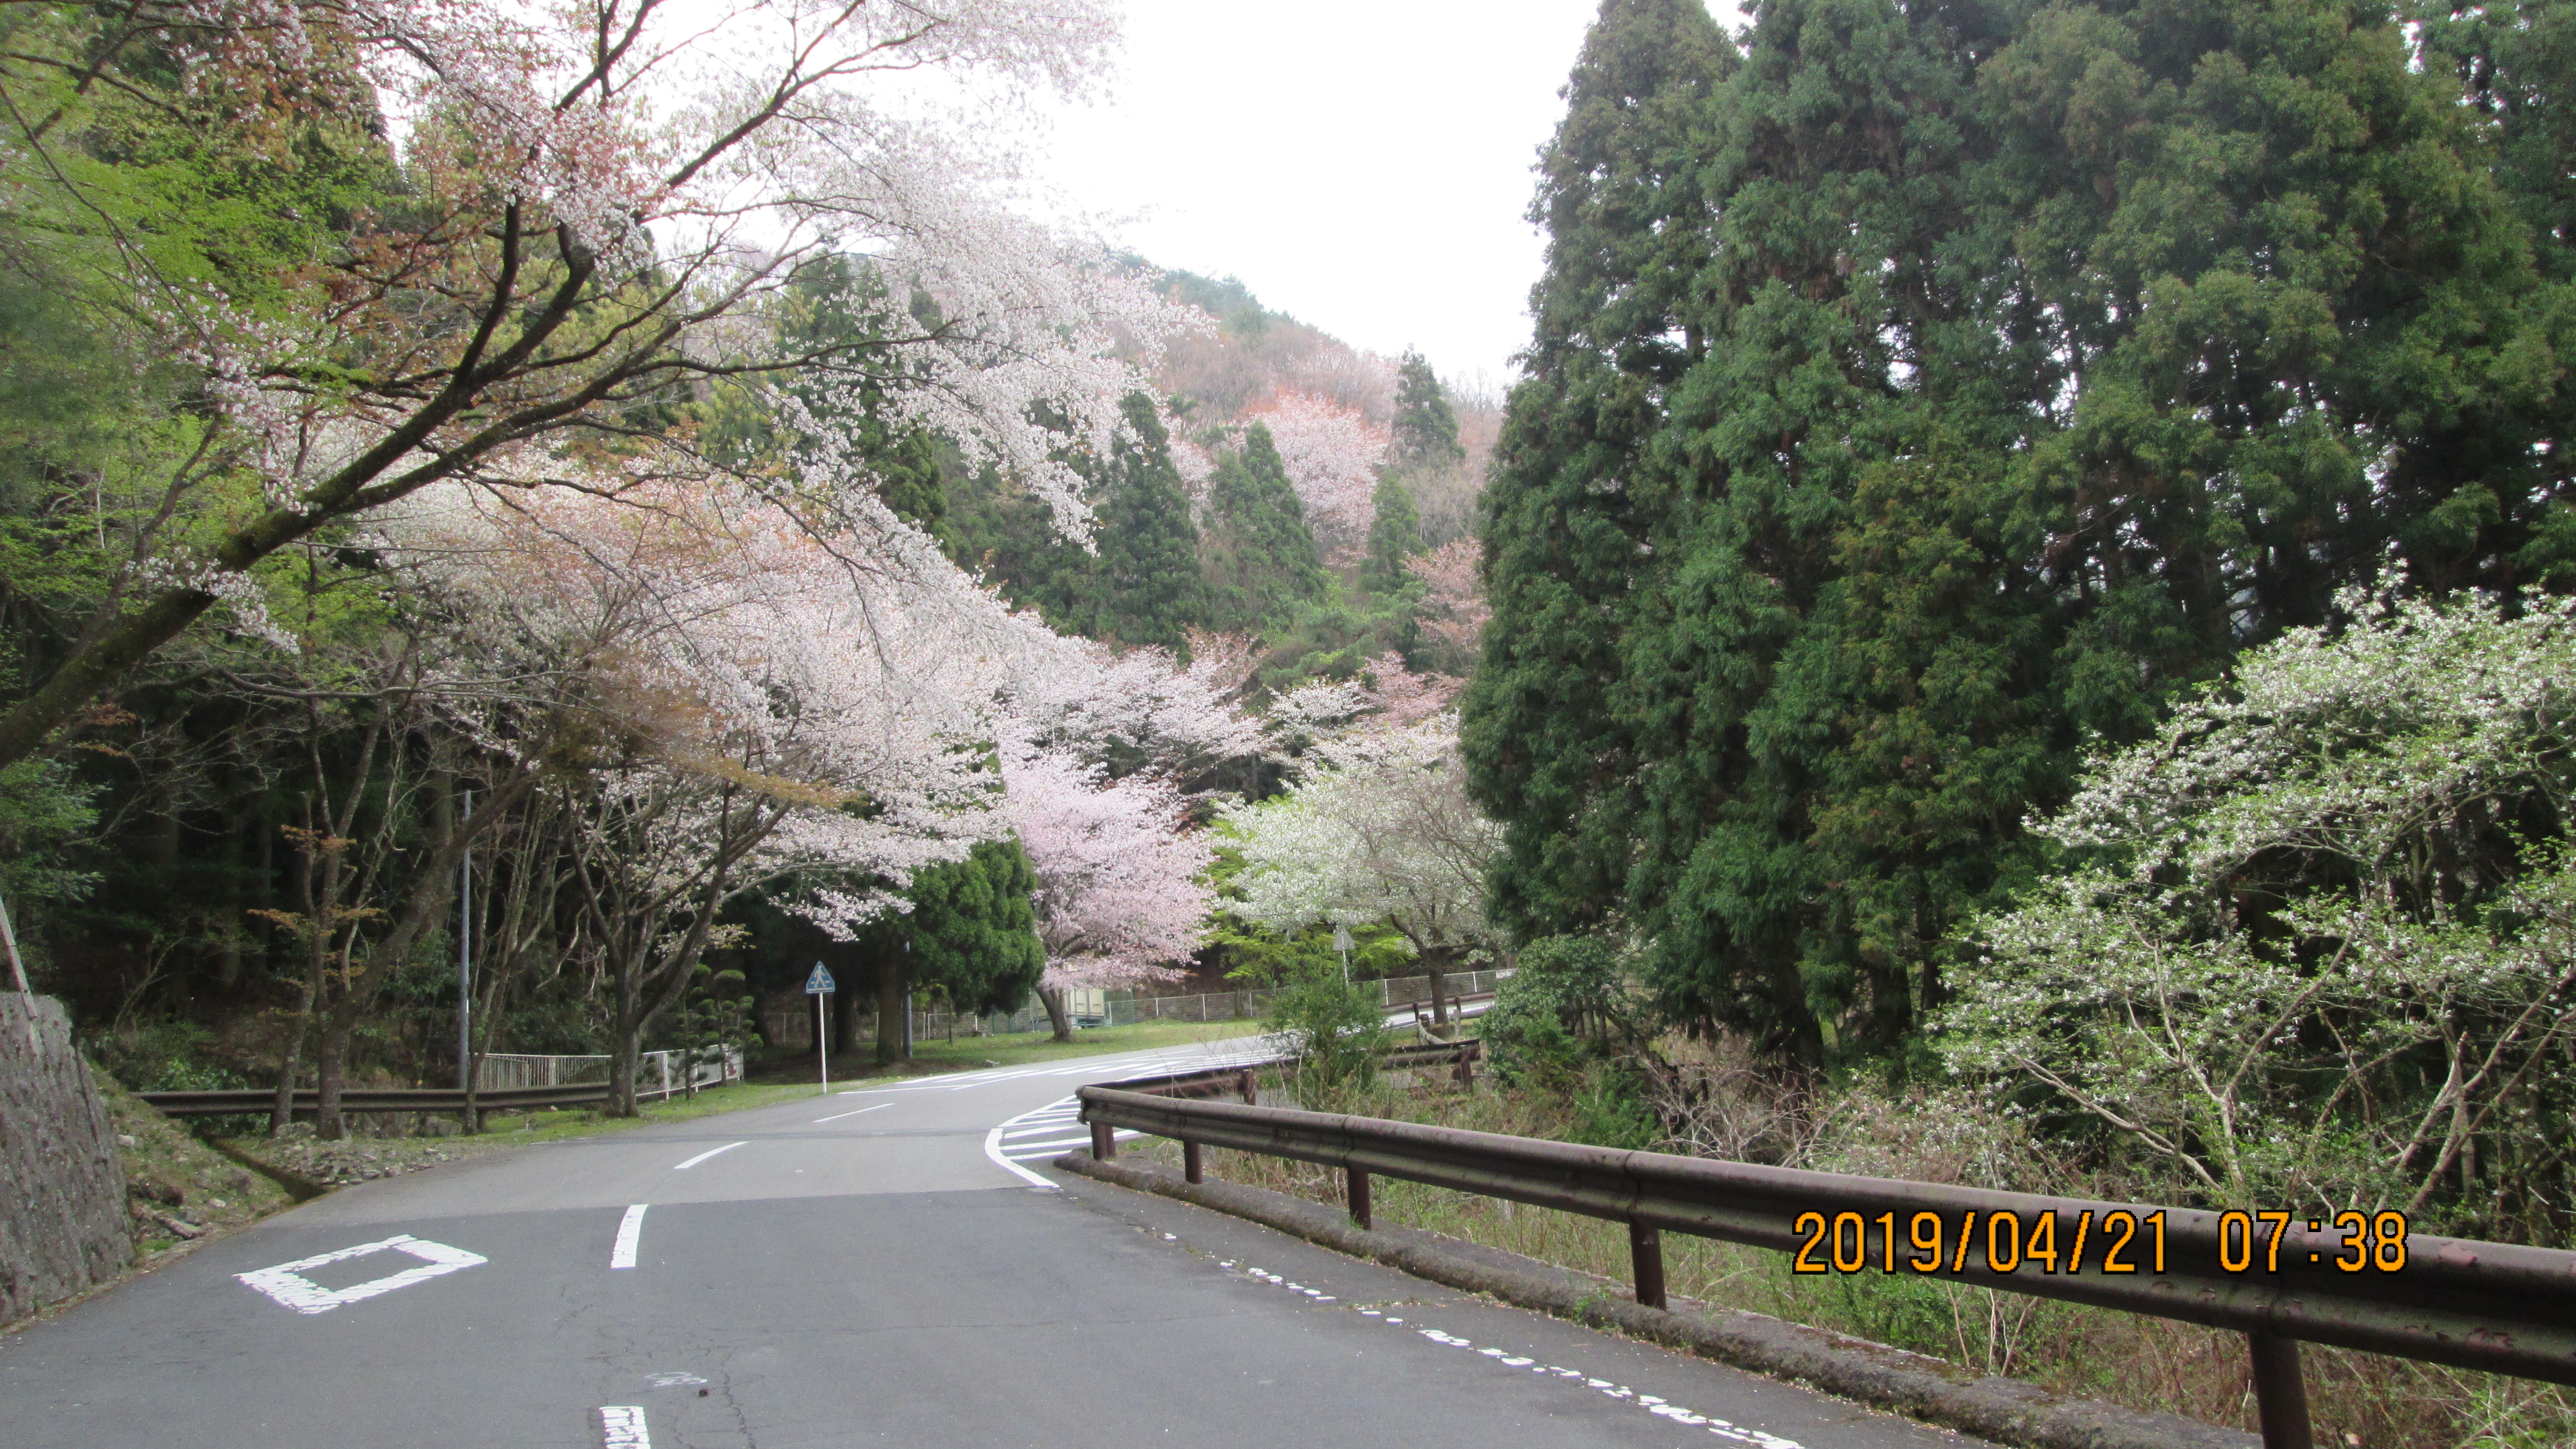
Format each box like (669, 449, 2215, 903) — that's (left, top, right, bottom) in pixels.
(1629, 1221, 1667, 1310)
(1091, 1122, 1115, 1161)
(2247, 1333, 2312, 1449)
(1183, 1140, 1203, 1184)
(1348, 1167, 1372, 1229)
(1455, 1045, 1475, 1091)
(1239, 1067, 1256, 1105)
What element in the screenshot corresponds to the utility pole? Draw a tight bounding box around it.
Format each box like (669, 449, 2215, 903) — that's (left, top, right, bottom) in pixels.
(1, 889, 38, 1052)
(457, 789, 472, 1090)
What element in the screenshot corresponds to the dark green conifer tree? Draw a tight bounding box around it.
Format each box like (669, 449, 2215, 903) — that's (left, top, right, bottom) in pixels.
(1360, 472, 1424, 597)
(1460, 0, 1736, 945)
(1080, 393, 1208, 651)
(1201, 423, 1328, 632)
(1474, 0, 2567, 1069)
(903, 839, 1046, 1016)
(1388, 349, 1464, 472)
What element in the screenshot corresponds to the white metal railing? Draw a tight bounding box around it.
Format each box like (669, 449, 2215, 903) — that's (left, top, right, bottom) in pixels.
(476, 1047, 741, 1098)
(763, 969, 1514, 1047)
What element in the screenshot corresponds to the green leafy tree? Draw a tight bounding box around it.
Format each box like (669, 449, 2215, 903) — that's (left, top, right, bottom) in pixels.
(671, 964, 759, 1099)
(1944, 587, 2576, 1230)
(903, 838, 1046, 1020)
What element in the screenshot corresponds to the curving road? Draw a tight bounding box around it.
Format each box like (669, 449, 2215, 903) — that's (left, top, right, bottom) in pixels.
(0, 1038, 1969, 1449)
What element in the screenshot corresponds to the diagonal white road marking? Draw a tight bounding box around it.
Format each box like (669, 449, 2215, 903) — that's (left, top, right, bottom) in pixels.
(610, 1205, 647, 1270)
(671, 1141, 746, 1171)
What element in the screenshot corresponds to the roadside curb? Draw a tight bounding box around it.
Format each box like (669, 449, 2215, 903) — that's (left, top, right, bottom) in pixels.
(1053, 1152, 2253, 1449)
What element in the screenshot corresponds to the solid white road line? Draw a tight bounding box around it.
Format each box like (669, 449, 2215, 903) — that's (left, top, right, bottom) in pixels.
(813, 1102, 889, 1124)
(671, 1141, 747, 1171)
(599, 1405, 650, 1448)
(610, 1204, 647, 1270)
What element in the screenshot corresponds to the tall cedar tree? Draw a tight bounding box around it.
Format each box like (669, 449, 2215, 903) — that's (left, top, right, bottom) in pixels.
(1368, 349, 1454, 595)
(1082, 395, 1207, 652)
(1389, 349, 1465, 471)
(954, 394, 1207, 652)
(1467, 0, 2572, 1067)
(1361, 473, 1426, 596)
(1202, 423, 1328, 632)
(1461, 0, 1736, 948)
(699, 254, 946, 531)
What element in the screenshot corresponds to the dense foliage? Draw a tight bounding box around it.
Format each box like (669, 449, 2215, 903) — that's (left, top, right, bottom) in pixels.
(1466, 0, 2576, 1069)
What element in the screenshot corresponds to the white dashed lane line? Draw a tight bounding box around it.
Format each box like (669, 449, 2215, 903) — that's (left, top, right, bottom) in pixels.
(813, 1102, 889, 1124)
(670, 1141, 746, 1171)
(610, 1205, 647, 1270)
(1210, 1255, 1805, 1449)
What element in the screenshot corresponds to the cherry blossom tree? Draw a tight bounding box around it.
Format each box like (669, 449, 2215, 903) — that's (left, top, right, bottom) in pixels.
(391, 479, 1039, 1109)
(1407, 539, 1491, 674)
(0, 0, 1197, 768)
(1246, 390, 1387, 559)
(1221, 708, 1498, 1026)
(998, 626, 1267, 788)
(1001, 744, 1214, 1039)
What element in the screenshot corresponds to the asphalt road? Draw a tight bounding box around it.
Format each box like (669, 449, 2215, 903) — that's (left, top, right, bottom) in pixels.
(0, 1038, 1973, 1449)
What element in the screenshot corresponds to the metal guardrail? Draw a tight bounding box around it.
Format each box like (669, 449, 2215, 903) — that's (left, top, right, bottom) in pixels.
(1075, 1087, 2576, 1449)
(139, 1083, 612, 1117)
(1095, 1040, 1483, 1108)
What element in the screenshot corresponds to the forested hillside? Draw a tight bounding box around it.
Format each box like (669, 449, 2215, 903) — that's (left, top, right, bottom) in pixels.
(0, 0, 1509, 1127)
(940, 267, 1501, 694)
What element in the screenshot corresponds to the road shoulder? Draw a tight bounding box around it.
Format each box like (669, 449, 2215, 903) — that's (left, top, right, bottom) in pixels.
(1054, 1151, 2252, 1449)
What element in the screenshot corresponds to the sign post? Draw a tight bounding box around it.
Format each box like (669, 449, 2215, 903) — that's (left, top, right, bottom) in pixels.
(805, 962, 836, 1093)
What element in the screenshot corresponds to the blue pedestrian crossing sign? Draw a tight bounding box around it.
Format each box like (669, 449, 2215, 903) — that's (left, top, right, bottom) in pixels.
(804, 962, 836, 995)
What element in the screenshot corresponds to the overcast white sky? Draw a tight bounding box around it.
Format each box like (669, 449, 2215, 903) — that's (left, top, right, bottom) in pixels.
(1030, 2, 1605, 391)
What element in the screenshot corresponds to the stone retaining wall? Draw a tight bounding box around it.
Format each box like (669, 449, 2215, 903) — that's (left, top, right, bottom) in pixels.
(1, 995, 129, 1324)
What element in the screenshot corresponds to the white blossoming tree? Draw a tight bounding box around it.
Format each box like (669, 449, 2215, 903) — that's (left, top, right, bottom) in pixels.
(0, 0, 1194, 767)
(1001, 744, 1215, 1040)
(1220, 703, 1500, 1027)
(1940, 584, 2576, 1226)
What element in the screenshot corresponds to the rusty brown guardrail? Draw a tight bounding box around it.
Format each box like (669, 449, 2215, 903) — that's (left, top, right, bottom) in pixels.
(139, 1083, 613, 1117)
(1074, 1087, 2576, 1449)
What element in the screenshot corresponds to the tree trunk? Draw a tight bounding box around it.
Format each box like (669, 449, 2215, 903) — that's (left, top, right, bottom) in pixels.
(1039, 984, 1074, 1043)
(834, 979, 860, 1058)
(269, 1016, 307, 1138)
(609, 1011, 642, 1117)
(875, 952, 907, 1063)
(314, 1012, 351, 1141)
(1426, 953, 1451, 1029)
